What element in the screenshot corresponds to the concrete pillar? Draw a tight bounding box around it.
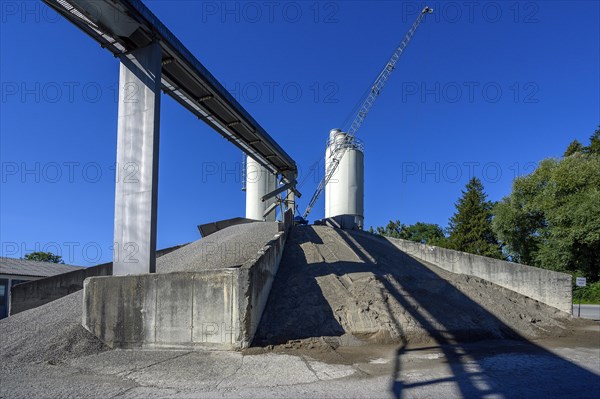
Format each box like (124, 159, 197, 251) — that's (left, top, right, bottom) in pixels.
(113, 42, 162, 275)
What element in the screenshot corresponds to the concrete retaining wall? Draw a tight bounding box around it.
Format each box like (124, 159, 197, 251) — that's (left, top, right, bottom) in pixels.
(238, 228, 287, 347)
(83, 269, 241, 349)
(83, 211, 292, 350)
(10, 244, 186, 316)
(385, 237, 572, 313)
(10, 263, 112, 315)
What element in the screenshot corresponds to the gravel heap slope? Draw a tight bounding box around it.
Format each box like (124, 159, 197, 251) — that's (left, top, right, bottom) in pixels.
(255, 226, 571, 346)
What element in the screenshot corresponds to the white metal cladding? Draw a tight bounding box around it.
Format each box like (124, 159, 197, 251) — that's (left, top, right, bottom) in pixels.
(325, 130, 364, 227)
(245, 156, 277, 221)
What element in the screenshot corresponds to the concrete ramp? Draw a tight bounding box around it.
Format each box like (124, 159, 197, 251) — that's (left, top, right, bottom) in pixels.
(255, 226, 571, 346)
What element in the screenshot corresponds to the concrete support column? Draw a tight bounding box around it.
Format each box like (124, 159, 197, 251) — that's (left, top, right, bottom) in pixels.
(113, 42, 162, 275)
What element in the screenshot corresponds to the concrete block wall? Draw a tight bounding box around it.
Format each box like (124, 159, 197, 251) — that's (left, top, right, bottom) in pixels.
(83, 211, 293, 350)
(238, 230, 287, 347)
(10, 244, 186, 316)
(385, 237, 573, 313)
(10, 262, 112, 315)
(83, 269, 241, 349)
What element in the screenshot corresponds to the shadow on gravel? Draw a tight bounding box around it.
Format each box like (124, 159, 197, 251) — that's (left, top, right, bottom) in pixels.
(256, 226, 600, 398)
(338, 228, 600, 399)
(253, 226, 346, 344)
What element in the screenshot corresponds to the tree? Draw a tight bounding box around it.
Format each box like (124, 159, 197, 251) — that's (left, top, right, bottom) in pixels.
(564, 127, 600, 157)
(584, 126, 600, 155)
(376, 220, 403, 238)
(24, 252, 64, 264)
(564, 140, 584, 157)
(446, 177, 503, 259)
(493, 129, 600, 281)
(492, 191, 543, 265)
(400, 222, 446, 245)
(373, 220, 447, 245)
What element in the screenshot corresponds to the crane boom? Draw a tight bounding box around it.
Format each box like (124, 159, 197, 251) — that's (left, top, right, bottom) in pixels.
(302, 6, 433, 220)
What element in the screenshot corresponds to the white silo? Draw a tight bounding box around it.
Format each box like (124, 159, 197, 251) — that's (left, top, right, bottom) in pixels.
(245, 156, 277, 221)
(324, 129, 364, 229)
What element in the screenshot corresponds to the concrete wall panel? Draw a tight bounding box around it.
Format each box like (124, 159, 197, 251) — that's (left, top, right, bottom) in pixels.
(11, 263, 112, 315)
(385, 237, 572, 313)
(191, 271, 238, 346)
(154, 273, 194, 344)
(11, 244, 185, 316)
(237, 231, 286, 347)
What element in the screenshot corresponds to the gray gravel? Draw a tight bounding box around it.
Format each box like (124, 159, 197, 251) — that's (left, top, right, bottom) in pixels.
(0, 221, 280, 365)
(157, 221, 279, 273)
(1, 224, 599, 398)
(0, 291, 107, 365)
(255, 225, 572, 346)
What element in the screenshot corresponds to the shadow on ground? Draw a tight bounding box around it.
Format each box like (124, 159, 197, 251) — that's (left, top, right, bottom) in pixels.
(254, 226, 600, 398)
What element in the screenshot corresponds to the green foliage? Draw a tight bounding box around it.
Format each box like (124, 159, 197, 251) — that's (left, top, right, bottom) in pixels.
(564, 140, 584, 157)
(371, 178, 501, 256)
(574, 281, 600, 304)
(561, 127, 599, 157)
(402, 222, 446, 245)
(493, 129, 600, 282)
(373, 220, 446, 245)
(585, 126, 600, 155)
(446, 177, 503, 259)
(24, 251, 64, 264)
(376, 220, 403, 238)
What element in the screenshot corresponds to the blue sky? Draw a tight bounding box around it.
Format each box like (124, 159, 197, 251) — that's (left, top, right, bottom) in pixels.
(1, 0, 599, 266)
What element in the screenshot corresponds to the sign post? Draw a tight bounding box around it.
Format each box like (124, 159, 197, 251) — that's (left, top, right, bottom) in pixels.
(575, 277, 587, 317)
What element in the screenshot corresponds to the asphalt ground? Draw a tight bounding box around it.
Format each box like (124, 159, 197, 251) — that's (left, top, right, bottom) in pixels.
(572, 304, 600, 321)
(1, 323, 598, 398)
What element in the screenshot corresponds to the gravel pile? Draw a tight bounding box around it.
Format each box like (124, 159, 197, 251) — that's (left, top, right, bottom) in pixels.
(157, 221, 279, 273)
(0, 291, 107, 364)
(1, 222, 575, 363)
(0, 221, 280, 364)
(255, 225, 571, 347)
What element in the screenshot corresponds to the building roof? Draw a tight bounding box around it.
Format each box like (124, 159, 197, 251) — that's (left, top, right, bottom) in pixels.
(0, 257, 84, 278)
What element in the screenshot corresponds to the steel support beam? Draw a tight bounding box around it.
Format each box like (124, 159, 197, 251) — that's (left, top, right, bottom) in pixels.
(262, 201, 279, 219)
(113, 42, 161, 275)
(261, 180, 298, 203)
